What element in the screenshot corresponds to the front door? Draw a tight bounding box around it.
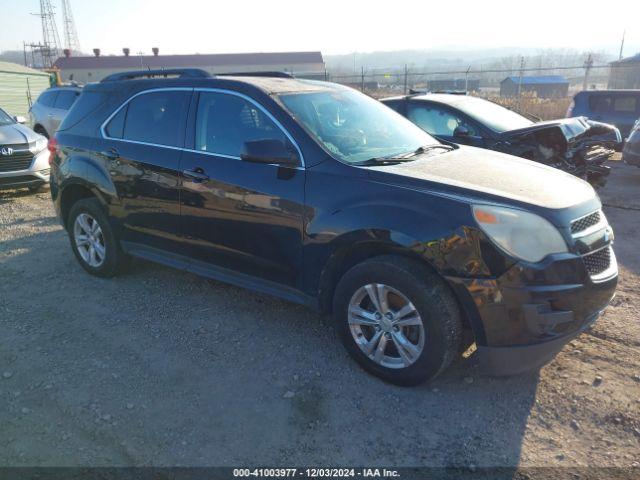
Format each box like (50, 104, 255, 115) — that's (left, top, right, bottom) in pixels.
(96, 88, 192, 252)
(179, 90, 306, 289)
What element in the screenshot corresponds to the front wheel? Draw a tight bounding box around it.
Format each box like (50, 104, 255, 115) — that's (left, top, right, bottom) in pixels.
(67, 198, 127, 277)
(333, 255, 462, 386)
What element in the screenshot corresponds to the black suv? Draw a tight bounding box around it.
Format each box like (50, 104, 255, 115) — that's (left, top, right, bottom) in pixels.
(49, 70, 618, 385)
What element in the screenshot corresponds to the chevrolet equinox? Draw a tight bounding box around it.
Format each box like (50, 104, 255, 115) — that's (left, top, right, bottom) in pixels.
(49, 70, 618, 385)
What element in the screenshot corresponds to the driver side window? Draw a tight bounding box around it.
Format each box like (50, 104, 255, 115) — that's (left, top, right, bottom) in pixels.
(195, 92, 287, 157)
(408, 103, 477, 137)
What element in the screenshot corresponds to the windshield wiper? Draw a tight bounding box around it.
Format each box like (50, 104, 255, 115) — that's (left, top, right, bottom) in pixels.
(351, 144, 455, 166)
(394, 144, 454, 159)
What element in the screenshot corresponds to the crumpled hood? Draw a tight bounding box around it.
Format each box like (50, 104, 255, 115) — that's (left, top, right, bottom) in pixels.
(502, 116, 619, 145)
(0, 123, 39, 145)
(367, 146, 596, 209)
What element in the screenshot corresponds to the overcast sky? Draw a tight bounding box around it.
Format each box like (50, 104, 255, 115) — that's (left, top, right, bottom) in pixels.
(1, 0, 638, 57)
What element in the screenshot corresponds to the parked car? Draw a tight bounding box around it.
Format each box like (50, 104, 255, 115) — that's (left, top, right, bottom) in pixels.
(49, 70, 617, 385)
(567, 90, 640, 140)
(622, 119, 640, 167)
(29, 85, 82, 138)
(0, 106, 50, 191)
(381, 93, 621, 187)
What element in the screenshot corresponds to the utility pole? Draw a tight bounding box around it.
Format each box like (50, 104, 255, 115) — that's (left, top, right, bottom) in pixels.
(583, 53, 594, 91)
(516, 56, 525, 110)
(619, 30, 626, 60)
(465, 65, 471, 93)
(403, 64, 408, 95)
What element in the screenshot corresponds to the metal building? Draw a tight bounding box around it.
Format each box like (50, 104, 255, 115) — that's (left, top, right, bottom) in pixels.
(500, 75, 569, 98)
(609, 53, 640, 89)
(0, 61, 51, 118)
(53, 50, 326, 83)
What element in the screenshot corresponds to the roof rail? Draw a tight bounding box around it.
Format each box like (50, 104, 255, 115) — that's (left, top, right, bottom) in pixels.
(217, 71, 294, 79)
(101, 68, 211, 82)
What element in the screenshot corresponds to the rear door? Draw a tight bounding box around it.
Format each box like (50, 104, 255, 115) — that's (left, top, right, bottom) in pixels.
(179, 89, 306, 290)
(95, 88, 192, 252)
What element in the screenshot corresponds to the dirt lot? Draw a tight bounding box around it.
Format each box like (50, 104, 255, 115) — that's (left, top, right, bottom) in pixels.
(0, 160, 639, 470)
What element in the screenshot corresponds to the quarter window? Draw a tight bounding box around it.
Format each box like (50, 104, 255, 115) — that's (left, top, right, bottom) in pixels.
(195, 92, 287, 157)
(105, 90, 190, 147)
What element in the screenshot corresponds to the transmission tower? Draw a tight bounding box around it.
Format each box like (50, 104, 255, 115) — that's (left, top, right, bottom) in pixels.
(61, 0, 81, 53)
(37, 0, 62, 68)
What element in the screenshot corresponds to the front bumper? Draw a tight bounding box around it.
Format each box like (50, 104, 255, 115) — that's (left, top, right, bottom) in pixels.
(448, 250, 617, 375)
(0, 149, 50, 190)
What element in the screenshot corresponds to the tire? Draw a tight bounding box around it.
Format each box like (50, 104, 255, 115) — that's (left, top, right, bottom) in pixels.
(66, 197, 127, 278)
(332, 255, 462, 386)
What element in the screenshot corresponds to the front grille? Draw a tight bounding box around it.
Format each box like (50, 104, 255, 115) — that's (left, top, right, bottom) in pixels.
(583, 247, 611, 276)
(0, 149, 34, 172)
(571, 211, 601, 234)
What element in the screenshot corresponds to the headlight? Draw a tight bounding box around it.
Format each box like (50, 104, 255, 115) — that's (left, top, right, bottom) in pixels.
(30, 135, 48, 154)
(473, 205, 568, 263)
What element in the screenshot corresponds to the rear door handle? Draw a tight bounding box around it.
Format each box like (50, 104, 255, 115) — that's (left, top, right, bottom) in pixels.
(182, 168, 209, 183)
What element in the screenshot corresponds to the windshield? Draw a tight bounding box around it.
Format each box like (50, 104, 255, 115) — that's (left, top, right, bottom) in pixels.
(278, 89, 439, 163)
(0, 108, 15, 127)
(454, 97, 534, 133)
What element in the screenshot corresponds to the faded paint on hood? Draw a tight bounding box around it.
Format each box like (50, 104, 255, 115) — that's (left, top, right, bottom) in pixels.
(366, 146, 596, 210)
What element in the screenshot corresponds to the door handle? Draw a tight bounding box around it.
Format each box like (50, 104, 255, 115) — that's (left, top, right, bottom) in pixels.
(182, 168, 209, 183)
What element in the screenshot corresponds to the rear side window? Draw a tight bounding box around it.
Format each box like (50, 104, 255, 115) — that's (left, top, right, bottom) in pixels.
(194, 92, 287, 157)
(38, 90, 58, 107)
(588, 95, 612, 113)
(53, 90, 80, 110)
(613, 96, 637, 113)
(106, 91, 190, 147)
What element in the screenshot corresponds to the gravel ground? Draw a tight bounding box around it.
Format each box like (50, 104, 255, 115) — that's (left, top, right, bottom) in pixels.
(0, 161, 639, 469)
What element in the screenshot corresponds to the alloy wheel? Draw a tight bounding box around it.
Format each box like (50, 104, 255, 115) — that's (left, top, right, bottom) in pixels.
(73, 213, 106, 268)
(348, 283, 425, 369)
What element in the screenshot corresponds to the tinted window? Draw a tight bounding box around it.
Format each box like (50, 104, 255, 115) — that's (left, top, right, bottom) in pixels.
(408, 103, 478, 137)
(195, 92, 287, 157)
(121, 91, 190, 147)
(450, 97, 532, 132)
(38, 90, 58, 107)
(53, 90, 80, 110)
(613, 96, 637, 113)
(588, 95, 612, 113)
(105, 105, 126, 138)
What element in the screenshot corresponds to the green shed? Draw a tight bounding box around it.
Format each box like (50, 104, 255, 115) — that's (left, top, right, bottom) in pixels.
(0, 61, 51, 119)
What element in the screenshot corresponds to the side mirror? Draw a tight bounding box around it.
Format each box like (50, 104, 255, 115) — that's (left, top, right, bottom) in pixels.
(453, 125, 471, 137)
(14, 115, 26, 124)
(241, 139, 299, 167)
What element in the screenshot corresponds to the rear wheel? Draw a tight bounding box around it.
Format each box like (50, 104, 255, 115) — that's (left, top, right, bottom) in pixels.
(333, 255, 462, 385)
(67, 198, 127, 277)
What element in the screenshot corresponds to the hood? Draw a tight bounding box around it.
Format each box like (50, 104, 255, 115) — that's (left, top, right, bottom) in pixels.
(366, 146, 596, 210)
(0, 123, 40, 145)
(502, 116, 619, 145)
